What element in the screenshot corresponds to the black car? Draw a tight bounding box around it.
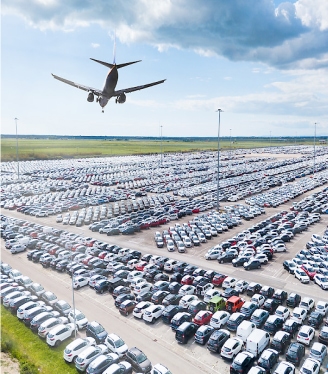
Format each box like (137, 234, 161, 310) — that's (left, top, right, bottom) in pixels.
(183, 265, 198, 275)
(168, 282, 182, 294)
(283, 261, 296, 274)
(151, 290, 169, 305)
(86, 321, 108, 344)
(207, 329, 230, 353)
(246, 283, 262, 296)
(240, 302, 258, 319)
(270, 331, 291, 354)
(175, 321, 198, 344)
(282, 319, 299, 338)
(94, 280, 111, 294)
(144, 269, 162, 282)
(85, 353, 119, 374)
(272, 290, 287, 305)
(29, 311, 56, 332)
(8, 295, 34, 314)
(162, 293, 182, 307)
(173, 262, 189, 274)
(230, 352, 256, 374)
(153, 273, 170, 282)
(244, 259, 262, 271)
(232, 257, 249, 267)
(114, 293, 135, 308)
(318, 326, 328, 345)
(125, 347, 152, 373)
(262, 299, 280, 314)
(161, 305, 183, 324)
(260, 286, 275, 299)
(187, 301, 207, 317)
(170, 273, 183, 283)
(226, 313, 245, 332)
(307, 311, 324, 329)
(135, 291, 154, 303)
(53, 300, 71, 316)
(285, 342, 305, 366)
(263, 316, 284, 335)
(218, 252, 237, 264)
(194, 325, 214, 345)
(223, 288, 240, 298)
(286, 293, 301, 308)
(258, 349, 279, 374)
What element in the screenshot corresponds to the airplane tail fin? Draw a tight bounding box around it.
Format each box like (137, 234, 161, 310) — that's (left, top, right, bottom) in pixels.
(90, 58, 141, 69)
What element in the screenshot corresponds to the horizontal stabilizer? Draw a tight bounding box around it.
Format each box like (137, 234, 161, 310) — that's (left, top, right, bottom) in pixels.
(90, 58, 141, 69)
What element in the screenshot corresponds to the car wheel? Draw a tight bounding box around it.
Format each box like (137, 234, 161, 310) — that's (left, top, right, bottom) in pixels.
(125, 311, 129, 316)
(283, 249, 286, 252)
(264, 261, 268, 265)
(55, 340, 61, 347)
(258, 265, 261, 269)
(101, 289, 104, 294)
(220, 260, 223, 264)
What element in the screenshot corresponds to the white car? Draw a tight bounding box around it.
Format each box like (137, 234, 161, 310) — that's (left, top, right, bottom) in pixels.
(68, 309, 88, 330)
(309, 342, 327, 363)
(143, 304, 164, 323)
(275, 306, 290, 321)
(164, 259, 178, 272)
(250, 294, 265, 307)
(272, 243, 286, 252)
(291, 307, 307, 325)
(179, 295, 199, 309)
(299, 358, 321, 374)
(105, 333, 128, 357)
(166, 240, 175, 252)
(126, 259, 139, 270)
(179, 285, 196, 296)
(183, 237, 192, 248)
(89, 275, 106, 288)
(10, 244, 26, 254)
(313, 274, 328, 290)
(130, 277, 145, 290)
(210, 311, 230, 329)
(204, 289, 221, 303)
(133, 282, 153, 296)
(300, 297, 315, 312)
(205, 248, 222, 260)
(235, 280, 249, 294)
(73, 275, 90, 289)
(222, 277, 237, 289)
(297, 325, 315, 346)
(63, 337, 96, 363)
(315, 301, 328, 315)
(132, 301, 153, 319)
(294, 268, 310, 283)
(253, 254, 268, 264)
(38, 317, 68, 338)
(17, 301, 43, 319)
(46, 323, 76, 347)
(74, 344, 109, 372)
(273, 361, 295, 374)
(220, 337, 243, 360)
(3, 290, 30, 307)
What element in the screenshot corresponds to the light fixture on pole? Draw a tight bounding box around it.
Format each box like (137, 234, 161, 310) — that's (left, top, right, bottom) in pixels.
(313, 123, 317, 181)
(216, 109, 223, 212)
(15, 118, 20, 179)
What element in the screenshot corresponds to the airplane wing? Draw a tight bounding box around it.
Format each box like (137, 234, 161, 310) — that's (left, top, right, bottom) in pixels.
(113, 79, 166, 96)
(51, 74, 102, 96)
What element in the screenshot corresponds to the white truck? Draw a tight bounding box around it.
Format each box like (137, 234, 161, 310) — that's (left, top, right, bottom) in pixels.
(246, 328, 270, 357)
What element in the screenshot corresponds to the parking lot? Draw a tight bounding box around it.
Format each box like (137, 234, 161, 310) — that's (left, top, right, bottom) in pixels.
(1, 147, 328, 374)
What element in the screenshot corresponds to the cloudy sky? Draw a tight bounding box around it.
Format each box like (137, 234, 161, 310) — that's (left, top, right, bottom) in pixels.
(2, 0, 328, 137)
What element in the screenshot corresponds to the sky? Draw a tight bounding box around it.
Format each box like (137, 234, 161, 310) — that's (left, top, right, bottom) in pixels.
(1, 0, 328, 137)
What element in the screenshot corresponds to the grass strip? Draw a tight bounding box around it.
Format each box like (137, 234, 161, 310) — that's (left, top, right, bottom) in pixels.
(1, 305, 76, 374)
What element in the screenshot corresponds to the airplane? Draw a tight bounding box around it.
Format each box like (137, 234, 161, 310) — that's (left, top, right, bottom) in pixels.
(52, 56, 166, 112)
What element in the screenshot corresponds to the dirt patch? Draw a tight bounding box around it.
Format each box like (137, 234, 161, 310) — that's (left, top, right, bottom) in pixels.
(0, 352, 20, 374)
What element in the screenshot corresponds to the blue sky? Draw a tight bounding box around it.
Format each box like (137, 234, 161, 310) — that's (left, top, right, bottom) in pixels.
(1, 0, 328, 137)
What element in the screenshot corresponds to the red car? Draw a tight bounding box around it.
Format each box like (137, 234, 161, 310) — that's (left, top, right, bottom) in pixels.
(301, 265, 316, 280)
(82, 255, 94, 265)
(98, 251, 108, 259)
(193, 310, 213, 326)
(212, 273, 227, 287)
(181, 275, 194, 285)
(135, 261, 148, 271)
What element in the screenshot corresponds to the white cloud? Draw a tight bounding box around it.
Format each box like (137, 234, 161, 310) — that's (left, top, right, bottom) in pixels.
(91, 43, 100, 48)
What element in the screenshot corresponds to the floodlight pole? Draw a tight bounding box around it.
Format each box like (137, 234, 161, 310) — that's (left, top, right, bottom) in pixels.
(71, 248, 77, 337)
(15, 118, 20, 179)
(313, 123, 317, 180)
(216, 109, 223, 211)
(160, 124, 163, 167)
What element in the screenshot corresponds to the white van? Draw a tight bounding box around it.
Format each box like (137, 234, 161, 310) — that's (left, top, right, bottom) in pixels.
(117, 248, 130, 257)
(236, 320, 256, 342)
(246, 328, 270, 357)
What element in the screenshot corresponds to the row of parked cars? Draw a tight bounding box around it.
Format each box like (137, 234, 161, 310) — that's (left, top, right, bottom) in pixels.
(0, 263, 171, 374)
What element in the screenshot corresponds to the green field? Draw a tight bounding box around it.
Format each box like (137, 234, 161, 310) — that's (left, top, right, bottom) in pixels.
(1, 137, 320, 161)
(1, 305, 76, 374)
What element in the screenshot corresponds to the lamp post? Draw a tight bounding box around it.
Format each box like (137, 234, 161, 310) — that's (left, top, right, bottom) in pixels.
(269, 131, 272, 149)
(15, 118, 20, 179)
(230, 128, 232, 157)
(313, 123, 317, 180)
(160, 124, 163, 167)
(216, 109, 223, 211)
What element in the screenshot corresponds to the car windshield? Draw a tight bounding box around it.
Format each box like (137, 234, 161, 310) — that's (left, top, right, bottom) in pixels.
(136, 353, 147, 364)
(76, 313, 85, 321)
(114, 338, 125, 348)
(94, 325, 104, 333)
(302, 369, 312, 374)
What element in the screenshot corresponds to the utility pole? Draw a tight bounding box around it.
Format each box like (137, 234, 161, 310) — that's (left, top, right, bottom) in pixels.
(216, 109, 223, 211)
(15, 118, 20, 179)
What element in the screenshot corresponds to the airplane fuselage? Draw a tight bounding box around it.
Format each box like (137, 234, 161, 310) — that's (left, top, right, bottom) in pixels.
(99, 66, 119, 108)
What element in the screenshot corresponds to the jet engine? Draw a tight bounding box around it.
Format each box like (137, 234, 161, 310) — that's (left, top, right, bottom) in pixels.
(116, 93, 126, 104)
(87, 92, 94, 102)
